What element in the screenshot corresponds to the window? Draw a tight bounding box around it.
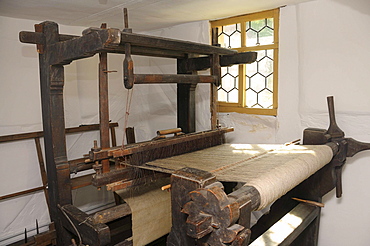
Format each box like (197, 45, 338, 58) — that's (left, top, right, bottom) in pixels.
(211, 9, 279, 116)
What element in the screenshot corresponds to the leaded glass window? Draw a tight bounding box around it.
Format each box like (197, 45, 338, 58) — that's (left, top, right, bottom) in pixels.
(211, 9, 279, 115)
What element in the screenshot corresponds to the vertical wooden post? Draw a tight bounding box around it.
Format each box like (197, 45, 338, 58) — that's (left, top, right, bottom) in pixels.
(34, 137, 50, 210)
(177, 57, 196, 133)
(37, 21, 72, 245)
(211, 28, 221, 130)
(125, 127, 136, 144)
(99, 23, 110, 173)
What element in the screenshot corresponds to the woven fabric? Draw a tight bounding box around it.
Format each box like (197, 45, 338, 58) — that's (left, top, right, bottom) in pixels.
(145, 144, 333, 210)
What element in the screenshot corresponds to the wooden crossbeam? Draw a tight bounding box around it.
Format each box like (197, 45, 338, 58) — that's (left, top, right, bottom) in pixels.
(133, 74, 218, 84)
(119, 31, 236, 56)
(180, 52, 257, 72)
(0, 123, 118, 143)
(89, 128, 233, 161)
(20, 26, 237, 65)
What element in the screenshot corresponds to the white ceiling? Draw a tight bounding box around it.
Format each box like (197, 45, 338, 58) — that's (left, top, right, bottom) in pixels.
(0, 0, 312, 32)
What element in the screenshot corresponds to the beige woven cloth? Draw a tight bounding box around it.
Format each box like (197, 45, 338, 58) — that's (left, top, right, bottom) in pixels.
(145, 144, 333, 210)
(116, 178, 171, 246)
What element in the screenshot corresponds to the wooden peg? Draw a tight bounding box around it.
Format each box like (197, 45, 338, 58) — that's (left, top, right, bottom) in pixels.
(292, 197, 325, 207)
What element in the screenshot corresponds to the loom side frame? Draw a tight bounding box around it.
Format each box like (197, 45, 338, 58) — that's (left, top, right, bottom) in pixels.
(19, 20, 257, 245)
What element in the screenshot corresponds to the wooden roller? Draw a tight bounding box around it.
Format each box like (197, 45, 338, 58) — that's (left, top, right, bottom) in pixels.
(153, 128, 184, 140)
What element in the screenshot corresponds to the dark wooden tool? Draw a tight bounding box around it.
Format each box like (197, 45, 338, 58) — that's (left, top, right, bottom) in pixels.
(303, 96, 370, 197)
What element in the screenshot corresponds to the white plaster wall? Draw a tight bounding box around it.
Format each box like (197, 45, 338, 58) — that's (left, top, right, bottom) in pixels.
(293, 1, 370, 245)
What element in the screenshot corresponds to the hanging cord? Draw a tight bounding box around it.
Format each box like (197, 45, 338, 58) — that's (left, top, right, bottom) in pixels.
(121, 87, 134, 148)
(57, 204, 82, 246)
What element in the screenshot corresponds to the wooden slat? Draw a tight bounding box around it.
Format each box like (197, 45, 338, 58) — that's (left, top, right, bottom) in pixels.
(250, 203, 320, 246)
(114, 237, 133, 246)
(0, 186, 45, 201)
(0, 123, 118, 143)
(119, 31, 236, 56)
(19, 31, 77, 44)
(71, 174, 93, 190)
(182, 52, 257, 72)
(134, 74, 217, 84)
(90, 203, 131, 224)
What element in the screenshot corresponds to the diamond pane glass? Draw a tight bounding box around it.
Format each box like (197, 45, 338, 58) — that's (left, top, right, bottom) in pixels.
(218, 24, 241, 48)
(218, 65, 239, 103)
(246, 18, 274, 47)
(245, 49, 274, 109)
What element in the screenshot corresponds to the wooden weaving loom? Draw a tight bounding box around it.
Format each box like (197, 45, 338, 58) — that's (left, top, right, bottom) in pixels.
(18, 9, 370, 246)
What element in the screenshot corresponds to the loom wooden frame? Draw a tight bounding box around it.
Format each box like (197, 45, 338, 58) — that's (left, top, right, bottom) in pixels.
(17, 18, 369, 246)
(19, 20, 256, 245)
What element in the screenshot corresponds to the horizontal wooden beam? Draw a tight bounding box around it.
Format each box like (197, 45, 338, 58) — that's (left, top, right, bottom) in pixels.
(119, 31, 237, 56)
(105, 44, 187, 58)
(21, 25, 237, 63)
(19, 31, 77, 45)
(48, 30, 108, 65)
(105, 172, 170, 191)
(180, 52, 258, 72)
(92, 167, 158, 187)
(134, 74, 218, 84)
(71, 174, 93, 190)
(89, 128, 233, 162)
(0, 123, 118, 143)
(0, 186, 45, 201)
(109, 128, 233, 159)
(60, 204, 110, 246)
(90, 203, 132, 224)
(20, 31, 188, 58)
(250, 203, 320, 246)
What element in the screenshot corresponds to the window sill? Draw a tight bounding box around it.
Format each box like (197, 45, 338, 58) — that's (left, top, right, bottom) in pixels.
(217, 105, 277, 116)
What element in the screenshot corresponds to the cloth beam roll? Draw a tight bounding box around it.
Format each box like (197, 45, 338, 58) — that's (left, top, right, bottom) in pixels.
(144, 144, 334, 210)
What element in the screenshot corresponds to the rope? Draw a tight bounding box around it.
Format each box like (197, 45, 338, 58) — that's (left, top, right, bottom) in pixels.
(122, 87, 134, 149)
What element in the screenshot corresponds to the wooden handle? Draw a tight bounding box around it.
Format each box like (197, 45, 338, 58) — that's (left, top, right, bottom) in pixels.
(327, 96, 344, 138)
(124, 8, 129, 29)
(157, 128, 182, 136)
(161, 184, 171, 191)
